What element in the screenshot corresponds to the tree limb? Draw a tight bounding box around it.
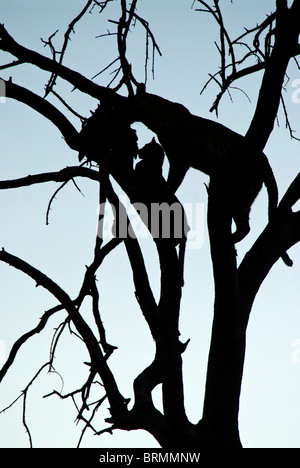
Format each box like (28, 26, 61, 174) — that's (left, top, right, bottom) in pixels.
(0, 166, 100, 190)
(0, 24, 123, 104)
(238, 173, 300, 324)
(197, 0, 300, 125)
(0, 305, 62, 383)
(3, 78, 80, 150)
(0, 249, 129, 420)
(245, 0, 300, 149)
(44, 0, 95, 96)
(0, 165, 159, 338)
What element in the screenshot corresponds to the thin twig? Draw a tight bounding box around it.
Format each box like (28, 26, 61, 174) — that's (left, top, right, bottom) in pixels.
(91, 57, 120, 80)
(0, 362, 50, 447)
(0, 306, 62, 383)
(77, 395, 107, 447)
(89, 278, 118, 356)
(46, 179, 70, 226)
(0, 59, 24, 70)
(0, 248, 128, 421)
(195, 2, 278, 113)
(50, 89, 86, 121)
(44, 1, 94, 96)
(280, 93, 300, 141)
(130, 11, 162, 57)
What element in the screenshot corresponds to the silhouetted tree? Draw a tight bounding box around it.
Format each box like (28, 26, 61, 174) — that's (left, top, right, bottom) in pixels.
(0, 0, 299, 448)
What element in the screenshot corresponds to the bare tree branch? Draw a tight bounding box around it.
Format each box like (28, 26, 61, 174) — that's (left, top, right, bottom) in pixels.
(234, 173, 300, 335)
(0, 249, 129, 421)
(114, 0, 139, 94)
(246, 0, 300, 149)
(0, 305, 62, 383)
(0, 362, 51, 447)
(89, 277, 118, 356)
(0, 24, 122, 103)
(196, 0, 300, 126)
(1, 2, 299, 448)
(43, 0, 95, 96)
(0, 166, 100, 190)
(0, 59, 24, 70)
(3, 78, 80, 150)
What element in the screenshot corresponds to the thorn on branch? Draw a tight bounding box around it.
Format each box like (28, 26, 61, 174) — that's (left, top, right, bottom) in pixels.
(95, 425, 115, 436)
(179, 338, 190, 354)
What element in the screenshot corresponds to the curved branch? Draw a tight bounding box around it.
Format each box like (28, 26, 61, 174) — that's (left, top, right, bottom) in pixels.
(197, 1, 300, 125)
(44, 0, 94, 96)
(207, 62, 266, 114)
(278, 173, 300, 212)
(3, 78, 80, 151)
(238, 204, 300, 324)
(0, 166, 160, 384)
(245, 1, 300, 149)
(131, 355, 169, 447)
(0, 166, 100, 190)
(0, 305, 62, 383)
(0, 249, 128, 418)
(0, 24, 123, 104)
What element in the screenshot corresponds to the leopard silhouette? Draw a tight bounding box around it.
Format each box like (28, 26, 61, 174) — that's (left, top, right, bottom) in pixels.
(132, 89, 292, 266)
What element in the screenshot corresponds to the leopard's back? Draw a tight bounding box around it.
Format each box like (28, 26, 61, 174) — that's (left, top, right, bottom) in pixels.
(134, 91, 278, 243)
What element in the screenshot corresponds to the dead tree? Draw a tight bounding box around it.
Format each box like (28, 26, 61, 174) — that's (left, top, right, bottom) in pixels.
(0, 0, 299, 448)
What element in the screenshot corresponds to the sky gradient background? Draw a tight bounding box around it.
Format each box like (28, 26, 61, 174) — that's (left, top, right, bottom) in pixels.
(0, 0, 300, 448)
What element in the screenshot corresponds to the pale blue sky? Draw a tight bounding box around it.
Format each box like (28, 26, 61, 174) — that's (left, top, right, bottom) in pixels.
(0, 0, 300, 448)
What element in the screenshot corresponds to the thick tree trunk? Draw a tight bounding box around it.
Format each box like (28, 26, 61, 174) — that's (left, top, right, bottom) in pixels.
(199, 182, 243, 448)
(246, 2, 300, 150)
